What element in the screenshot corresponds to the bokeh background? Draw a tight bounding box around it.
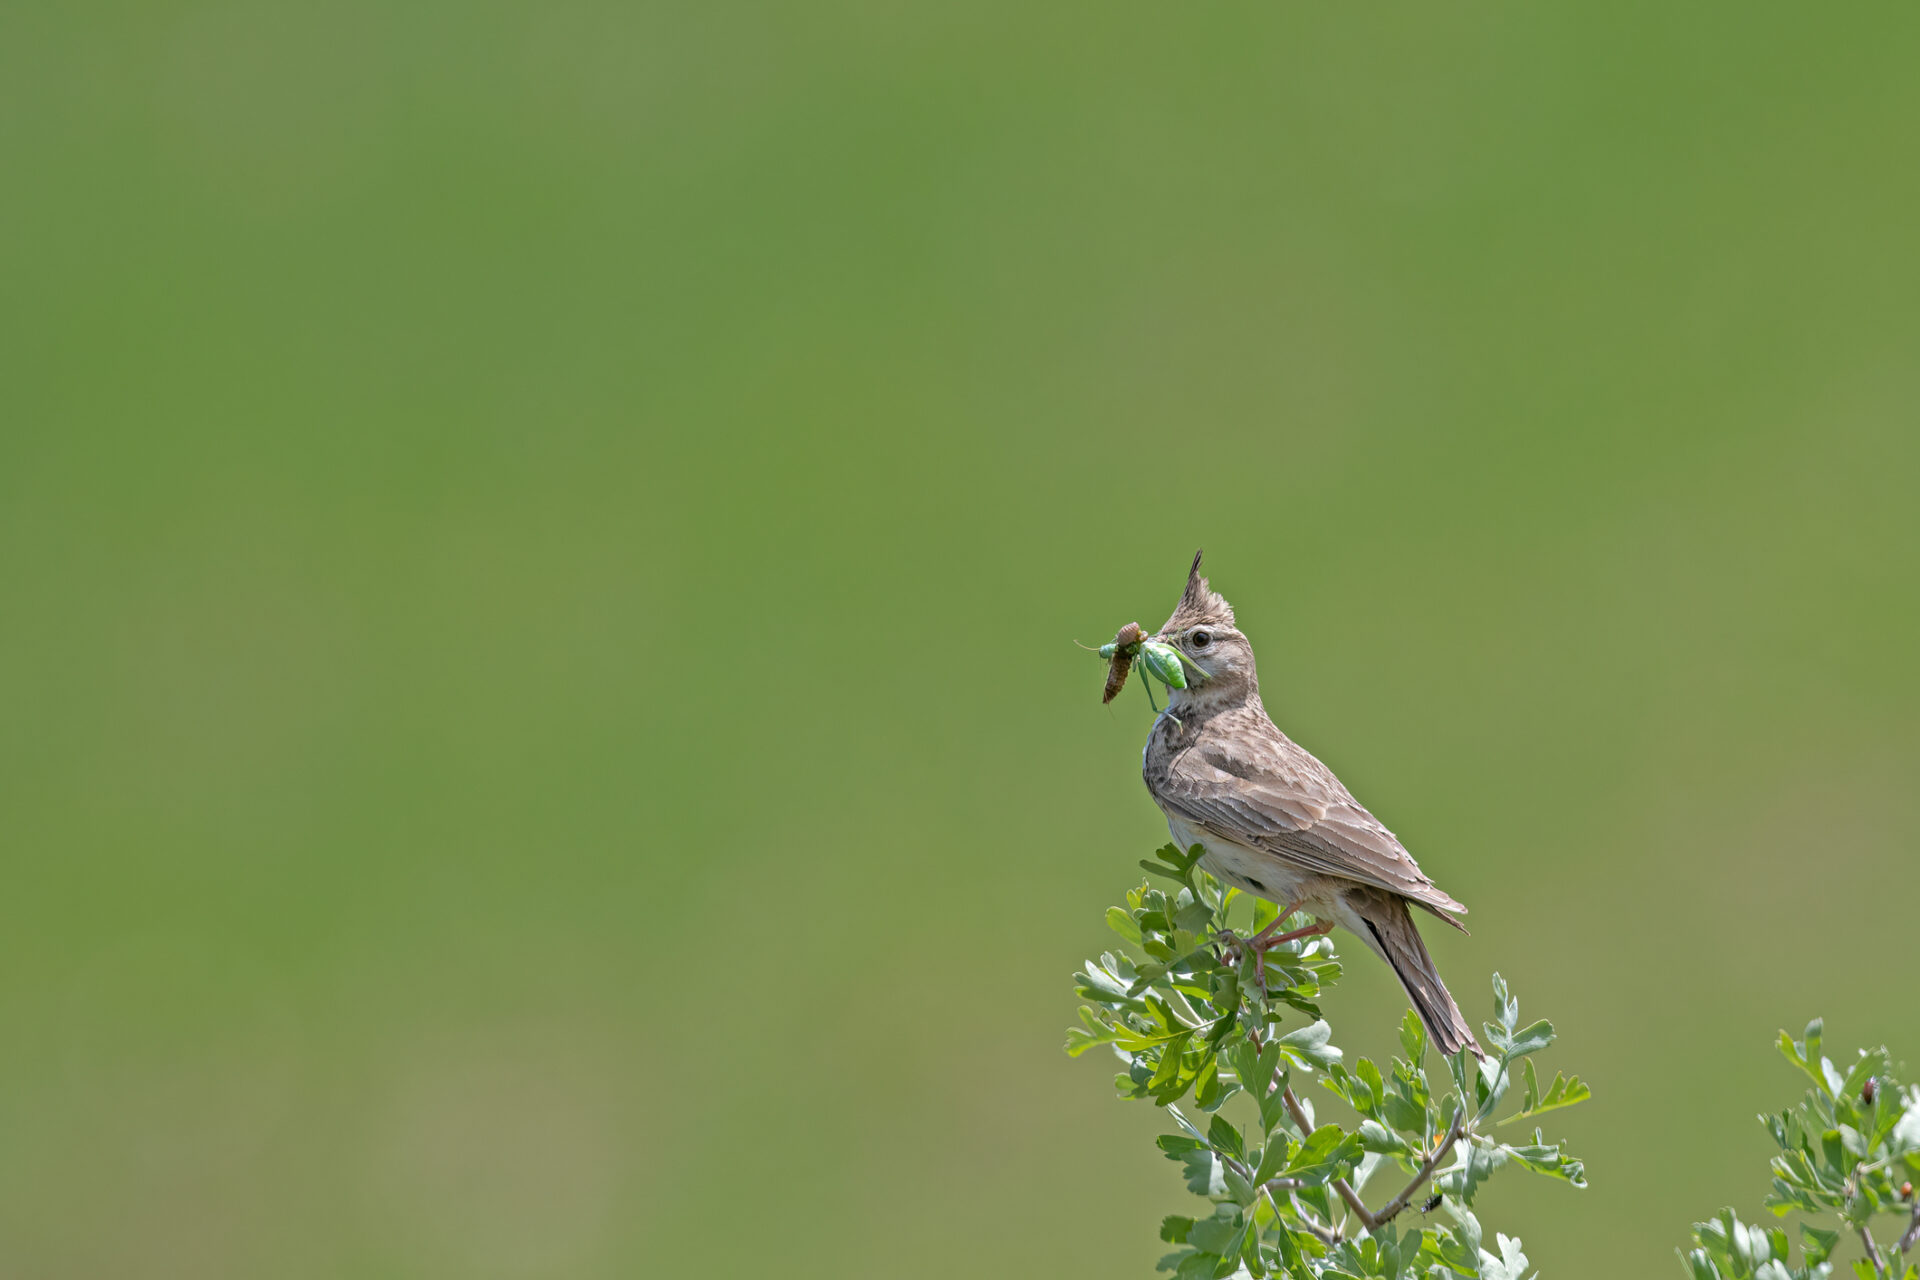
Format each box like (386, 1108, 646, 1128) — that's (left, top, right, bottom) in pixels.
(6, 2, 1918, 1275)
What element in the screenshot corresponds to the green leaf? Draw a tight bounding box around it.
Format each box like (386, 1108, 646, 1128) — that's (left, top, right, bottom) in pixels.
(1188, 1213, 1242, 1255)
(1278, 1020, 1343, 1070)
(1381, 1054, 1431, 1135)
(1194, 1056, 1226, 1112)
(1224, 1041, 1260, 1089)
(1221, 1161, 1257, 1207)
(1447, 1046, 1475, 1111)
(1157, 1133, 1203, 1157)
(1356, 1058, 1386, 1117)
(1801, 1224, 1839, 1266)
(1287, 1124, 1346, 1170)
(1779, 1020, 1832, 1097)
(1489, 972, 1518, 1035)
(1174, 1249, 1218, 1280)
(1471, 1049, 1513, 1121)
(1148, 1033, 1191, 1092)
(1481, 1232, 1532, 1280)
(1436, 1138, 1507, 1206)
(1174, 897, 1215, 935)
(1256, 1066, 1292, 1136)
(1399, 1009, 1428, 1065)
(1140, 859, 1189, 883)
(1499, 1062, 1592, 1125)
(1064, 1011, 1122, 1058)
(1180, 1148, 1224, 1196)
(1284, 1124, 1362, 1183)
(1503, 1019, 1555, 1059)
(1160, 1215, 1195, 1244)
(1680, 1247, 1717, 1280)
(1252, 1132, 1295, 1184)
(1208, 1114, 1246, 1162)
(1500, 1129, 1588, 1188)
(1358, 1120, 1414, 1156)
(1423, 1209, 1484, 1275)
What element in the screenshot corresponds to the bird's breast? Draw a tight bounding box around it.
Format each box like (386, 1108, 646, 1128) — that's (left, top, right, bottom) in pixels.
(1164, 818, 1323, 911)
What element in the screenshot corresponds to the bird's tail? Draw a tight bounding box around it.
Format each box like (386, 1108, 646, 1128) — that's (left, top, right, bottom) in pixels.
(1352, 891, 1484, 1060)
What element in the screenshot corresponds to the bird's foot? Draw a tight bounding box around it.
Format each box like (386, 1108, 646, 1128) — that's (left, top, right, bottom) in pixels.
(1238, 901, 1328, 953)
(1215, 901, 1323, 959)
(1214, 906, 1332, 997)
(1250, 920, 1333, 952)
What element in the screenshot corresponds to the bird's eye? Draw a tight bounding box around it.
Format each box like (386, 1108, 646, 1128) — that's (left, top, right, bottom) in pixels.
(1189, 629, 1211, 649)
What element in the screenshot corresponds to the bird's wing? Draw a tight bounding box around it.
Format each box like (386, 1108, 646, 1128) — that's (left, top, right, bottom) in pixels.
(1158, 731, 1467, 917)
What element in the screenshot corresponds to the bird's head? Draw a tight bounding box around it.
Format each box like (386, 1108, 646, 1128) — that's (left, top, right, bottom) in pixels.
(1155, 550, 1259, 707)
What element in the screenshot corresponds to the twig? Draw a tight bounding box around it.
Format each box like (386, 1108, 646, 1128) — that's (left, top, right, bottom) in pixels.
(1249, 1026, 1471, 1237)
(1289, 1197, 1340, 1245)
(1899, 1196, 1920, 1257)
(1860, 1225, 1890, 1280)
(1371, 1111, 1466, 1227)
(1276, 1078, 1466, 1234)
(1280, 1085, 1378, 1230)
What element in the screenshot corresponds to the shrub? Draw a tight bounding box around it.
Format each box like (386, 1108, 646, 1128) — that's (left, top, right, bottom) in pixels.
(1068, 842, 1590, 1278)
(1680, 1021, 1920, 1280)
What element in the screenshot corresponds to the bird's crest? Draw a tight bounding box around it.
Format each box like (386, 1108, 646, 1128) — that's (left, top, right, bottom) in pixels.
(1161, 549, 1235, 633)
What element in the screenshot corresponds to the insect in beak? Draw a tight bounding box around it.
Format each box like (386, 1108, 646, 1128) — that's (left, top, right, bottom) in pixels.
(1101, 622, 1144, 704)
(1094, 623, 1204, 717)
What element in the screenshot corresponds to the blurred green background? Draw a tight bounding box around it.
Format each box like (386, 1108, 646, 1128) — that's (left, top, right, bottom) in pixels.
(5, 2, 1918, 1275)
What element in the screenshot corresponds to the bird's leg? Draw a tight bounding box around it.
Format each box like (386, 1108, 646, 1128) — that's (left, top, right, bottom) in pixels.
(1219, 905, 1285, 955)
(1217, 901, 1323, 995)
(1244, 914, 1333, 999)
(1252, 920, 1333, 951)
(1245, 904, 1310, 950)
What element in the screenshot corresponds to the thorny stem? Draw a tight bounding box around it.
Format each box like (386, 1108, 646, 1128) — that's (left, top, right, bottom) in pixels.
(1276, 1190, 1338, 1246)
(1371, 1110, 1466, 1227)
(1279, 1084, 1379, 1231)
(1241, 1020, 1476, 1240)
(1277, 1087, 1464, 1232)
(1242, 1007, 1476, 1242)
(1860, 1224, 1890, 1280)
(1900, 1196, 1920, 1259)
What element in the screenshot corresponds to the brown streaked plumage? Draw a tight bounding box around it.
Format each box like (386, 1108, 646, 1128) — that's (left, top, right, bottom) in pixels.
(1102, 621, 1144, 704)
(1136, 550, 1483, 1058)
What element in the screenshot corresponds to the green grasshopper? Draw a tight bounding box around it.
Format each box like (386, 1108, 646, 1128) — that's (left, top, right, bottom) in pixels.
(1098, 622, 1201, 716)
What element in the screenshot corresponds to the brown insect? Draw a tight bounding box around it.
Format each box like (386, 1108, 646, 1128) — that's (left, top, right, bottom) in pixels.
(1101, 621, 1144, 704)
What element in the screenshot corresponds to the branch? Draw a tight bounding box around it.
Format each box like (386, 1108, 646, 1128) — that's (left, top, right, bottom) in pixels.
(1250, 1026, 1466, 1237)
(1280, 1085, 1378, 1230)
(1275, 1078, 1464, 1234)
(1860, 1225, 1889, 1280)
(1899, 1196, 1920, 1256)
(1277, 1190, 1339, 1246)
(1371, 1110, 1466, 1227)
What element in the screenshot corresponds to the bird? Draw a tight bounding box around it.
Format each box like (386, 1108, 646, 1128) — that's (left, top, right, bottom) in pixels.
(1136, 550, 1483, 1058)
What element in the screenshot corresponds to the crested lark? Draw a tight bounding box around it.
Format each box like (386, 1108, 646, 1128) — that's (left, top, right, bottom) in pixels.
(1138, 551, 1482, 1058)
